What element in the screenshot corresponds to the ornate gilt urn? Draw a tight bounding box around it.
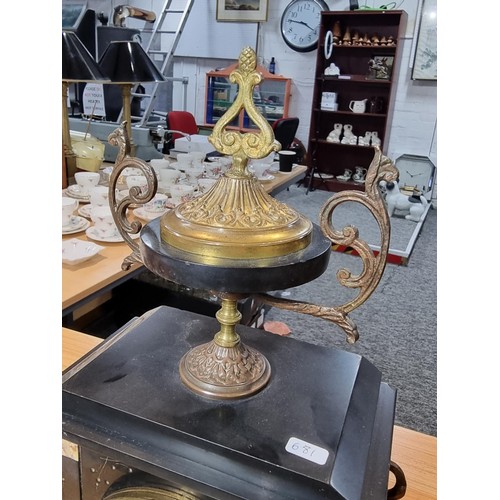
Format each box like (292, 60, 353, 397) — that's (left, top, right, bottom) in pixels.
(108, 47, 398, 400)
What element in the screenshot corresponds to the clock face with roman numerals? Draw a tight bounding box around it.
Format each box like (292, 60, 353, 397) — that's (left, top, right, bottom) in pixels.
(280, 0, 329, 53)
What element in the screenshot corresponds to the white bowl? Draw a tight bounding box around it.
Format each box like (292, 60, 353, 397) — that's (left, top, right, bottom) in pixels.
(62, 238, 104, 266)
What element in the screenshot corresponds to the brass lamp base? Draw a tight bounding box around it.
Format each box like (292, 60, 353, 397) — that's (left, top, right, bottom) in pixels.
(179, 295, 271, 399)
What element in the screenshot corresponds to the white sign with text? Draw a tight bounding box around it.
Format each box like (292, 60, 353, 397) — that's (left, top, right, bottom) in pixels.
(82, 83, 106, 117)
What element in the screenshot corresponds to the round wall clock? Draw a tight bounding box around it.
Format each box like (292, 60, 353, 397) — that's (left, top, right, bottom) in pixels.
(280, 0, 329, 53)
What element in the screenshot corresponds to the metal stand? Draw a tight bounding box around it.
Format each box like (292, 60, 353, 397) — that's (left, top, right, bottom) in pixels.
(179, 294, 271, 399)
(306, 161, 330, 195)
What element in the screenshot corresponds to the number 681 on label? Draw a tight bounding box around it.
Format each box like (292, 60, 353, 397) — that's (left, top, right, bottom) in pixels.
(285, 437, 329, 465)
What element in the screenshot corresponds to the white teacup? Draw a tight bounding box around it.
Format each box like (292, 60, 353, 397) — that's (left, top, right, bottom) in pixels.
(250, 162, 269, 179)
(89, 185, 110, 207)
(74, 171, 100, 195)
(198, 177, 218, 193)
(261, 151, 276, 164)
(62, 197, 78, 227)
(204, 161, 223, 179)
(126, 175, 148, 195)
(91, 206, 118, 238)
(144, 193, 170, 214)
(159, 168, 181, 184)
(150, 158, 170, 173)
(175, 153, 193, 170)
(184, 165, 205, 185)
(170, 184, 196, 205)
(189, 151, 206, 165)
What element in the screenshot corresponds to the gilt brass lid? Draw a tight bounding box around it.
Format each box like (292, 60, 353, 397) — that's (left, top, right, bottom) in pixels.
(160, 47, 312, 261)
(160, 173, 312, 260)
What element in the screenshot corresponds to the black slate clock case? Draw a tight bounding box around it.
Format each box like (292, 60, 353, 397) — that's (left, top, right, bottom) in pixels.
(63, 306, 406, 499)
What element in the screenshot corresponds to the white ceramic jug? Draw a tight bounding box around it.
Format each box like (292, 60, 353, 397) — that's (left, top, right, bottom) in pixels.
(349, 99, 367, 113)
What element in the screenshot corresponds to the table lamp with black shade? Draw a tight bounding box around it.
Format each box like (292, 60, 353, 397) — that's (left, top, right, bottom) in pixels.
(62, 30, 109, 178)
(98, 41, 165, 156)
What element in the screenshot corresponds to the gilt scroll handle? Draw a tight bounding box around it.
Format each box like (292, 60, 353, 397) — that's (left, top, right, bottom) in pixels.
(319, 147, 398, 314)
(256, 147, 399, 343)
(108, 122, 157, 270)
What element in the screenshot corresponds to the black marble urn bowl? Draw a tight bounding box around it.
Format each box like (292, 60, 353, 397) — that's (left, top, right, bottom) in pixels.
(139, 218, 332, 294)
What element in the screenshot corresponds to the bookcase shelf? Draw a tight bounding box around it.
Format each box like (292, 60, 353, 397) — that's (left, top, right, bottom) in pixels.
(307, 10, 407, 192)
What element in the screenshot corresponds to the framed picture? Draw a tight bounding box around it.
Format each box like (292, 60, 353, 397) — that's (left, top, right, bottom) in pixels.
(216, 0, 268, 22)
(411, 0, 437, 80)
(368, 55, 394, 80)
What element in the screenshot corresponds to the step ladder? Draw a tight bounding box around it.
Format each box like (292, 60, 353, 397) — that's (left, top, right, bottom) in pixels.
(120, 0, 194, 127)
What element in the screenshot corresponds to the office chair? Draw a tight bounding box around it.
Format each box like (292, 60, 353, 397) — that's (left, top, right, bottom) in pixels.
(166, 111, 199, 140)
(272, 117, 299, 151)
(164, 111, 199, 153)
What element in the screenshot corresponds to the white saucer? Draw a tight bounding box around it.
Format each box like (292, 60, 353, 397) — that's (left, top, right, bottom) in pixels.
(65, 185, 91, 201)
(62, 238, 104, 266)
(133, 207, 171, 222)
(257, 174, 275, 182)
(78, 205, 92, 218)
(79, 201, 130, 218)
(85, 226, 140, 243)
(62, 216, 90, 235)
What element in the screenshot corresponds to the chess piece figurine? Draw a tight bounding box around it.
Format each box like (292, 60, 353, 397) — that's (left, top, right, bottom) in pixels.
(342, 27, 351, 46)
(333, 21, 342, 44)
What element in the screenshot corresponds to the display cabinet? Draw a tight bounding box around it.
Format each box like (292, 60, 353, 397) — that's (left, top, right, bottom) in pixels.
(205, 63, 291, 131)
(307, 10, 407, 192)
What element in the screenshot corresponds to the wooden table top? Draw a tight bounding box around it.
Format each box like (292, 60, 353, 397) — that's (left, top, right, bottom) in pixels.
(62, 232, 140, 312)
(62, 327, 436, 499)
(62, 165, 307, 313)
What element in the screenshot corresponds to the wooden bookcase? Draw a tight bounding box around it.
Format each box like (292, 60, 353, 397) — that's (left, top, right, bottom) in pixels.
(307, 10, 407, 192)
(204, 63, 291, 132)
